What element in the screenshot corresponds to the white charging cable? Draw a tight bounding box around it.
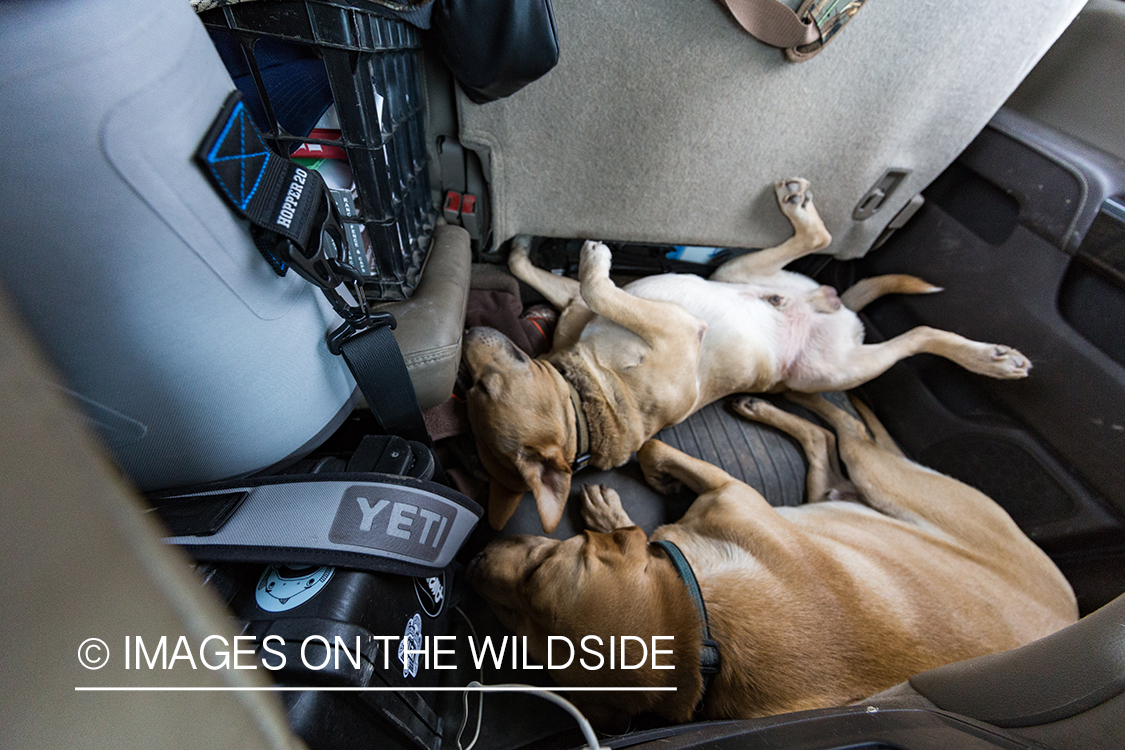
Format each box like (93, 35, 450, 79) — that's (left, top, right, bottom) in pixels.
(454, 607, 609, 750)
(455, 606, 485, 750)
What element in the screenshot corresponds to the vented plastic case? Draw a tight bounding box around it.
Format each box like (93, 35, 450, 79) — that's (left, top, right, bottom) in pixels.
(203, 561, 453, 750)
(200, 0, 437, 301)
(0, 0, 359, 491)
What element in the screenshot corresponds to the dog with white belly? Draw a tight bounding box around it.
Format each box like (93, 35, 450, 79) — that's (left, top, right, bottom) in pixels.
(463, 178, 1033, 533)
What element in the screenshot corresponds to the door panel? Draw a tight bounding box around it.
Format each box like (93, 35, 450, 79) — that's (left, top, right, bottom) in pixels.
(852, 109, 1125, 612)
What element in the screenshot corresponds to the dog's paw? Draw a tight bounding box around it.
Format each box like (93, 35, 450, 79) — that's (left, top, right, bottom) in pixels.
(776, 178, 813, 212)
(775, 178, 831, 249)
(729, 395, 770, 421)
(966, 344, 1032, 379)
(581, 484, 633, 532)
(508, 235, 532, 270)
(579, 240, 613, 282)
(636, 441, 684, 496)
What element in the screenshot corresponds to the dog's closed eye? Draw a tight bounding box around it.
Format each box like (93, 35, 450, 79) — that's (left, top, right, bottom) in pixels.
(504, 339, 530, 363)
(474, 373, 503, 399)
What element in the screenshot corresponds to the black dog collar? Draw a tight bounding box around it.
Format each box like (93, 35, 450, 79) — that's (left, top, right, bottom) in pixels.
(652, 539, 722, 708)
(564, 378, 591, 472)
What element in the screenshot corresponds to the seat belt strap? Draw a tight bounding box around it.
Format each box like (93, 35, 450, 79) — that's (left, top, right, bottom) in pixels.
(151, 474, 482, 577)
(718, 0, 820, 48)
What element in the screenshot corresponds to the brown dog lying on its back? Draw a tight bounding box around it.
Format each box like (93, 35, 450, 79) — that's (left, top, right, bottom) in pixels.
(463, 178, 1033, 533)
(467, 394, 1077, 729)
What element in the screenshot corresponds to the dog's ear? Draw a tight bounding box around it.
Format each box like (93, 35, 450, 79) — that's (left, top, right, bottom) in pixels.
(487, 480, 527, 530)
(521, 449, 573, 534)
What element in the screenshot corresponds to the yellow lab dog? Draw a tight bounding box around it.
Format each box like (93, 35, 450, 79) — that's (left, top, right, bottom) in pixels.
(463, 179, 1032, 533)
(467, 394, 1076, 728)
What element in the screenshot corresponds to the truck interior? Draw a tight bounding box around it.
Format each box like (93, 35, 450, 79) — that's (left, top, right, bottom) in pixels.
(2, 0, 1123, 748)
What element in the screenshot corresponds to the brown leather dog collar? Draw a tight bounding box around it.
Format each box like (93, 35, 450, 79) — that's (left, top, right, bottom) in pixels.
(564, 377, 592, 472)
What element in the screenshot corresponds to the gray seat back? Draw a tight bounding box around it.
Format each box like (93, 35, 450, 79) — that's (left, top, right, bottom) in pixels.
(457, 0, 1085, 258)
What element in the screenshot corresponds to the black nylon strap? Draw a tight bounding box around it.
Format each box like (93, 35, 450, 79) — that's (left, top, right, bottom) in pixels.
(198, 91, 438, 466)
(196, 91, 326, 265)
(339, 323, 433, 448)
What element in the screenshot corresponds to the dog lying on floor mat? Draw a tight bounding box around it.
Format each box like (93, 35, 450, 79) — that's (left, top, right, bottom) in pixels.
(466, 393, 1077, 728)
(463, 178, 1033, 533)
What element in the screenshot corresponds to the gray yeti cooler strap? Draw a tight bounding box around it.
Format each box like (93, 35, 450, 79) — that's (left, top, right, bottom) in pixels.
(152, 474, 482, 577)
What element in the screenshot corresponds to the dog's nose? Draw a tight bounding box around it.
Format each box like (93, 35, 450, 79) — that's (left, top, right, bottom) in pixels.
(465, 327, 531, 365)
(464, 326, 495, 347)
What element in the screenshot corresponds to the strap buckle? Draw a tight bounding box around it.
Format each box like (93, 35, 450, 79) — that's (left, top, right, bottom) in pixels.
(700, 638, 722, 675)
(276, 187, 396, 354)
(279, 189, 375, 330)
(327, 309, 397, 356)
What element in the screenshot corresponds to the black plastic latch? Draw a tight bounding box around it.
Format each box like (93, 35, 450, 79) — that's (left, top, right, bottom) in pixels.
(853, 168, 911, 221)
(148, 491, 248, 537)
(328, 310, 397, 356)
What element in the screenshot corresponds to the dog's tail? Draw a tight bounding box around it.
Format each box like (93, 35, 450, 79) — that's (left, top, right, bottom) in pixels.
(840, 274, 942, 312)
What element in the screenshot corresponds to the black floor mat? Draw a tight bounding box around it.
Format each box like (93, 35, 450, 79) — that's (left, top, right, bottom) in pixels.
(656, 400, 808, 509)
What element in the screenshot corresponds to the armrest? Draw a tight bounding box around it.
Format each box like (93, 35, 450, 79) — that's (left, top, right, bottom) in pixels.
(374, 225, 471, 409)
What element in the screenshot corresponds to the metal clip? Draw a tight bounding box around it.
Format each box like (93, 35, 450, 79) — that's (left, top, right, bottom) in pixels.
(275, 188, 390, 350)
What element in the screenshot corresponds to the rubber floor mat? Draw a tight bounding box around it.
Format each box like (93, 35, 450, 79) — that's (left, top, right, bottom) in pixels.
(655, 399, 807, 508)
(497, 395, 817, 540)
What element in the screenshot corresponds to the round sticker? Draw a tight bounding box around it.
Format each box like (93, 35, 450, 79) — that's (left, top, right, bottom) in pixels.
(255, 564, 335, 612)
(414, 572, 446, 618)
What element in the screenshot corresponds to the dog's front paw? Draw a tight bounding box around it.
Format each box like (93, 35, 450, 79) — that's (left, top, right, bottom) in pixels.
(637, 440, 684, 496)
(579, 240, 613, 282)
(581, 484, 633, 532)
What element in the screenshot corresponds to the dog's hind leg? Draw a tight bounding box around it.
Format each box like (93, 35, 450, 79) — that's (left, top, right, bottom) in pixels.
(729, 396, 859, 503)
(581, 484, 636, 532)
(784, 393, 1023, 541)
(847, 394, 906, 458)
(787, 326, 1032, 392)
(508, 235, 582, 310)
(782, 392, 932, 527)
(710, 178, 832, 282)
